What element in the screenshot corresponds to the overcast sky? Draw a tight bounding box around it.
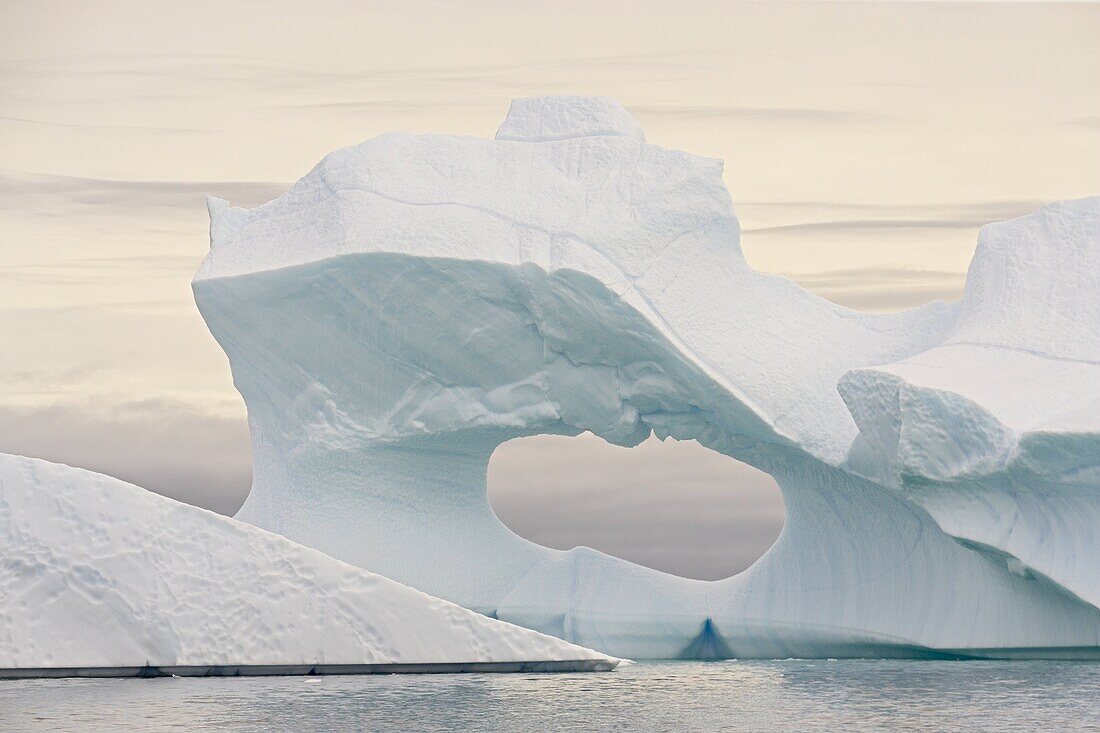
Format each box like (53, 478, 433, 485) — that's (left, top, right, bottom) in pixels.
(1, 1, 1098, 580)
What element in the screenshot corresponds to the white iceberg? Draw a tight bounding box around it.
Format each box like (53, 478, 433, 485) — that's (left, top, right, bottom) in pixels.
(0, 453, 617, 676)
(840, 198, 1100, 611)
(194, 96, 1100, 659)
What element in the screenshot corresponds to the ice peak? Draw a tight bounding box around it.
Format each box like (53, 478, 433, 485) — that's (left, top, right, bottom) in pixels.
(206, 195, 249, 250)
(494, 96, 645, 143)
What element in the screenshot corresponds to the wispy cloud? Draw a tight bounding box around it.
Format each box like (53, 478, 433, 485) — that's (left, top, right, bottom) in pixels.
(739, 200, 1045, 236)
(0, 299, 193, 318)
(2, 254, 200, 271)
(0, 114, 199, 133)
(785, 267, 965, 289)
(0, 50, 697, 105)
(826, 286, 964, 313)
(630, 104, 885, 125)
(0, 365, 104, 388)
(0, 398, 251, 516)
(780, 267, 968, 312)
(0, 255, 203, 287)
(0, 170, 287, 210)
(747, 219, 961, 234)
(270, 99, 474, 114)
(1070, 116, 1100, 129)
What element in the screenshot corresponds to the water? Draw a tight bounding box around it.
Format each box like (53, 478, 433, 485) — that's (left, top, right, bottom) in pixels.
(2, 660, 1098, 732)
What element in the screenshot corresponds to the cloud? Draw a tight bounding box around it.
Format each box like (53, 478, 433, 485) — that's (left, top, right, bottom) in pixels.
(0, 51, 693, 111)
(780, 267, 967, 312)
(271, 99, 479, 115)
(0, 114, 199, 133)
(734, 200, 1046, 311)
(747, 219, 971, 234)
(630, 104, 884, 125)
(0, 365, 103, 388)
(786, 267, 966, 289)
(0, 399, 252, 515)
(0, 255, 204, 284)
(740, 200, 1045, 236)
(0, 170, 288, 211)
(812, 283, 964, 312)
(0, 270, 89, 286)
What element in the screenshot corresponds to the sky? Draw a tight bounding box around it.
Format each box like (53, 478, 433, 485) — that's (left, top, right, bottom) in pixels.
(1, 1, 1098, 579)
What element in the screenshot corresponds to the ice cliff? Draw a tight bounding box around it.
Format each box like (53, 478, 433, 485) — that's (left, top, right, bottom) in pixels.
(0, 454, 617, 674)
(194, 96, 1100, 659)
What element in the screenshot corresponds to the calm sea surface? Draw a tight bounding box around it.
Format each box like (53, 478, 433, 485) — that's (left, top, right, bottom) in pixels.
(2, 660, 1098, 732)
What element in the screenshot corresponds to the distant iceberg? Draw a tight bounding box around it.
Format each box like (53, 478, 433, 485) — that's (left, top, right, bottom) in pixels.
(194, 96, 1100, 659)
(0, 454, 617, 676)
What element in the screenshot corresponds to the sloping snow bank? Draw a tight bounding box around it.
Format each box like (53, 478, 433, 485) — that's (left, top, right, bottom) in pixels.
(0, 453, 617, 674)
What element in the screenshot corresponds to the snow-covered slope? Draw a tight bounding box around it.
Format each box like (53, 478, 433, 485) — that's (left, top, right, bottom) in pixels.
(194, 96, 1100, 659)
(0, 453, 617, 674)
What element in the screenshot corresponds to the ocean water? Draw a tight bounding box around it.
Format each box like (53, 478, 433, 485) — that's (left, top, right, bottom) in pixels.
(2, 660, 1098, 732)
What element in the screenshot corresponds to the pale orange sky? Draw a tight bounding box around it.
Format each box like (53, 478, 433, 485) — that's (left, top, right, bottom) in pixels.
(1, 1, 1097, 577)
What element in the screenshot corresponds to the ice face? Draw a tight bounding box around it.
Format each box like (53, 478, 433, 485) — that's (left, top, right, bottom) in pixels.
(840, 197, 1100, 614)
(0, 453, 617, 671)
(194, 96, 1100, 659)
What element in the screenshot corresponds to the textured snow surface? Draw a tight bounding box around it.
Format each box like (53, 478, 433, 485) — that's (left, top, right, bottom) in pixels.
(195, 97, 1100, 659)
(0, 454, 615, 669)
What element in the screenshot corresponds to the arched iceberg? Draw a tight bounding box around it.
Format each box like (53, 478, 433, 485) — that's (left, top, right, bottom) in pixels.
(194, 96, 1100, 659)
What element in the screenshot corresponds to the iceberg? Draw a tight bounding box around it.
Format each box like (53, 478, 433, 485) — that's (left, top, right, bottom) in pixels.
(193, 96, 1100, 659)
(0, 453, 617, 676)
(840, 199, 1100, 611)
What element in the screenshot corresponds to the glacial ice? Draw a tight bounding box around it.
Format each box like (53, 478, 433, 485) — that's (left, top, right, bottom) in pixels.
(0, 454, 617, 673)
(194, 96, 1100, 659)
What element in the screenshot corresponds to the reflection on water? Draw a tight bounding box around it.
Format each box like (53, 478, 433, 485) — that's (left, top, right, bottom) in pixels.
(2, 660, 1098, 732)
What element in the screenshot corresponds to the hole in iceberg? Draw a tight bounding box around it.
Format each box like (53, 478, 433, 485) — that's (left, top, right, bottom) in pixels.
(487, 432, 785, 581)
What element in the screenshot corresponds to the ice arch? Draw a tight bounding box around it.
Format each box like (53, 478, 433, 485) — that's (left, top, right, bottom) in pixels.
(488, 434, 784, 580)
(194, 96, 1100, 659)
